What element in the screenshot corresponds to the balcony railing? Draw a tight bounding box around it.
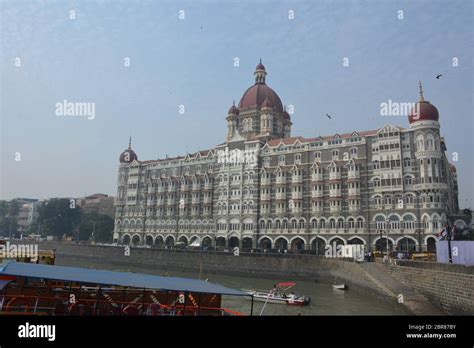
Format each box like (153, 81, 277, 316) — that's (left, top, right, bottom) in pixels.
(347, 170, 360, 179)
(291, 175, 303, 184)
(276, 176, 286, 185)
(291, 192, 303, 200)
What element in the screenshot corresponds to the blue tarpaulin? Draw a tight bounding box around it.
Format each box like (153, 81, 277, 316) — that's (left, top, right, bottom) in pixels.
(0, 279, 12, 291)
(0, 261, 247, 296)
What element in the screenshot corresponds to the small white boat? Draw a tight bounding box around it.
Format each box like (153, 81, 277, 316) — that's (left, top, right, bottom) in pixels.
(333, 284, 347, 290)
(244, 282, 311, 306)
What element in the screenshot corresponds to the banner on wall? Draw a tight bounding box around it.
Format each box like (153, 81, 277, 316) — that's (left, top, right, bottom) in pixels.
(436, 240, 474, 265)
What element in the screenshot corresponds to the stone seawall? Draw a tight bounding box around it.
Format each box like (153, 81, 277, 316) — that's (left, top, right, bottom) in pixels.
(38, 242, 391, 297)
(383, 260, 474, 315)
(27, 242, 474, 314)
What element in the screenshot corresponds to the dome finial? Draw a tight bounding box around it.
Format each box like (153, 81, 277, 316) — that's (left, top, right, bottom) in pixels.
(255, 59, 267, 84)
(128, 136, 132, 149)
(418, 81, 425, 102)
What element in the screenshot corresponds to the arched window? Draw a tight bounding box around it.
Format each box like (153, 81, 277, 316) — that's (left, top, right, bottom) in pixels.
(375, 216, 386, 230)
(389, 215, 400, 229)
(422, 216, 430, 229)
(299, 220, 305, 229)
(373, 195, 382, 205)
(318, 219, 325, 229)
(416, 134, 424, 152)
(403, 215, 415, 230)
(432, 216, 439, 229)
(404, 176, 412, 185)
(373, 178, 381, 187)
(426, 133, 435, 150)
(337, 218, 344, 229)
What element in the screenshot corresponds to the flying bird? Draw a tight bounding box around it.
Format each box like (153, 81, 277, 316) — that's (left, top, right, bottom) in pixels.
(436, 74, 442, 79)
(326, 114, 332, 119)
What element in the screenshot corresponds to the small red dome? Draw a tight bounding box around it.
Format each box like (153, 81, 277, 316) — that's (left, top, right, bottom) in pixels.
(120, 149, 137, 163)
(256, 62, 265, 70)
(449, 163, 457, 173)
(283, 111, 291, 120)
(239, 84, 283, 113)
(228, 104, 239, 115)
(408, 101, 439, 123)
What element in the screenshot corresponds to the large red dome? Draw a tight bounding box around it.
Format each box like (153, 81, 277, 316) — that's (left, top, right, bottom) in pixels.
(119, 149, 137, 163)
(120, 137, 138, 163)
(239, 83, 283, 113)
(409, 82, 439, 124)
(408, 101, 439, 123)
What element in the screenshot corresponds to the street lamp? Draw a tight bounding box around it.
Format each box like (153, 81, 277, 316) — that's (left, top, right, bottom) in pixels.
(417, 229, 422, 253)
(379, 229, 383, 254)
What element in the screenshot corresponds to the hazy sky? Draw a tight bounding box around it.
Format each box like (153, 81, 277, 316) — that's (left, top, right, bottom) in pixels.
(1, 0, 473, 208)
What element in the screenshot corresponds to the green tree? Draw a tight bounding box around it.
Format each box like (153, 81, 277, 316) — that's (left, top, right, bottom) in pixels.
(36, 199, 82, 238)
(0, 201, 10, 236)
(9, 200, 20, 219)
(78, 212, 114, 242)
(0, 201, 8, 219)
(0, 200, 20, 238)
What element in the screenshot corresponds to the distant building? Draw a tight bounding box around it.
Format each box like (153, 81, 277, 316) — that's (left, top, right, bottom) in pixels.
(113, 61, 459, 254)
(16, 199, 39, 232)
(77, 194, 115, 217)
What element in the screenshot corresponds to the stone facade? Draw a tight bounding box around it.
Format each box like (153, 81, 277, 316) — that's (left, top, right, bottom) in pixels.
(113, 62, 459, 253)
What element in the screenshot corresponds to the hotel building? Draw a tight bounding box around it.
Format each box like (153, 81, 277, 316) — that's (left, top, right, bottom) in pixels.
(113, 61, 459, 253)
